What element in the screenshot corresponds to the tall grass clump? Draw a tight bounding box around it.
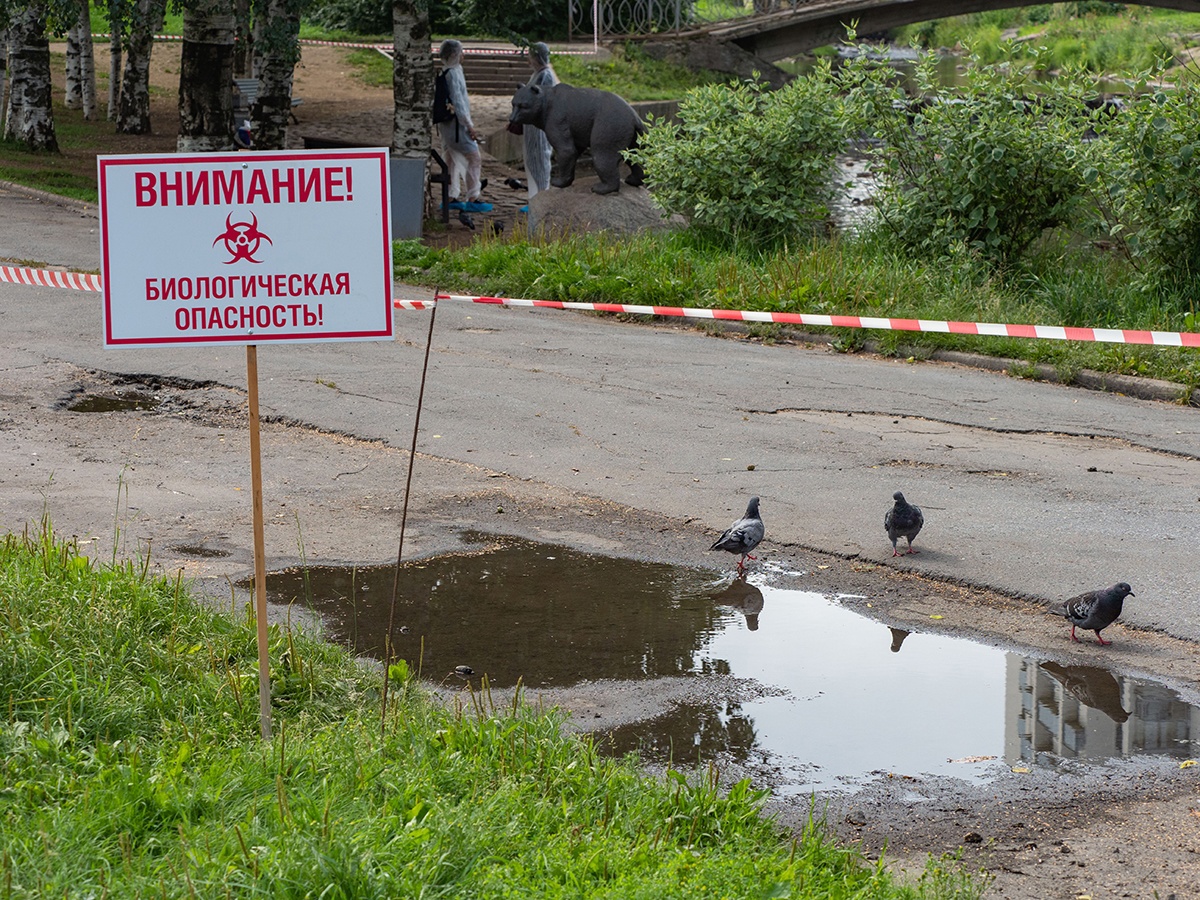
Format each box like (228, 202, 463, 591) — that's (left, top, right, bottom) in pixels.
(0, 525, 988, 897)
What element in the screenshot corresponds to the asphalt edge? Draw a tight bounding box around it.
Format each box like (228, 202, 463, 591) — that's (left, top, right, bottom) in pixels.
(0, 178, 98, 216)
(4, 176, 1195, 408)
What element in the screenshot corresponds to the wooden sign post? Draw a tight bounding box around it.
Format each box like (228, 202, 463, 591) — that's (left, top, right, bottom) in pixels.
(98, 147, 395, 739)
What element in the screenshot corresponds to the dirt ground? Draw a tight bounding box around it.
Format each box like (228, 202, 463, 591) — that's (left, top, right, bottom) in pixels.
(55, 40, 526, 247)
(16, 41, 1200, 899)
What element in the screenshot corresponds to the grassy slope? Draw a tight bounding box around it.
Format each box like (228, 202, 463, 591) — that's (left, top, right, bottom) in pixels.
(0, 528, 986, 898)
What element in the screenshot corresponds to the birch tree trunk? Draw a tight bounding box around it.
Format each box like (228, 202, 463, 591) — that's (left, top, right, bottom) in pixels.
(65, 4, 97, 119)
(3, 5, 59, 151)
(391, 0, 432, 164)
(65, 19, 82, 108)
(0, 29, 9, 136)
(107, 26, 121, 121)
(116, 0, 166, 133)
(177, 0, 236, 152)
(249, 0, 300, 150)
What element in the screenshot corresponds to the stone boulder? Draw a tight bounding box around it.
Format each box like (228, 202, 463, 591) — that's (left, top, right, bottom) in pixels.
(526, 176, 685, 237)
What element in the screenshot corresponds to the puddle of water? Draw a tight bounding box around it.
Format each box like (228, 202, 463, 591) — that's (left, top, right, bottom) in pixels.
(256, 537, 1200, 793)
(66, 390, 161, 412)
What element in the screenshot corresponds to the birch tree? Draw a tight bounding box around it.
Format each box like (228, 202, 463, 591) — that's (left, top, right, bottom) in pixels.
(177, 0, 236, 151)
(3, 4, 58, 150)
(249, 0, 300, 150)
(391, 0, 432, 166)
(116, 0, 165, 133)
(65, 1, 96, 119)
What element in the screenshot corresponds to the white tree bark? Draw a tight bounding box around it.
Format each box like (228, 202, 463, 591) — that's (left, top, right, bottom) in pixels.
(107, 27, 121, 121)
(65, 5, 97, 119)
(250, 0, 300, 151)
(116, 0, 166, 134)
(3, 5, 58, 151)
(65, 20, 81, 108)
(176, 0, 236, 152)
(0, 29, 9, 136)
(391, 0, 432, 164)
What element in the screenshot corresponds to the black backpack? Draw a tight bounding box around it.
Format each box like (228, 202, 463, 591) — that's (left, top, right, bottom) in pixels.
(432, 69, 454, 124)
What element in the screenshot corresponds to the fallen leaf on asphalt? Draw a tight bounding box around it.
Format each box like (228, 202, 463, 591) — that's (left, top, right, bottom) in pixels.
(1181, 759, 1197, 769)
(1011, 766, 1031, 773)
(930, 614, 944, 620)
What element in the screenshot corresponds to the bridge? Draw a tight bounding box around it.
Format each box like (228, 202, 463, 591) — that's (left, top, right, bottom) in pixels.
(580, 0, 1200, 64)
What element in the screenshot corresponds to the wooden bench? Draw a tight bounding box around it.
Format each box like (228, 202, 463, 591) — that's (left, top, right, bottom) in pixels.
(234, 77, 303, 123)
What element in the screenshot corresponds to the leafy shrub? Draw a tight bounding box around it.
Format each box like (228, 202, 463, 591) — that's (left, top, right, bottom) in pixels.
(307, 0, 392, 35)
(631, 65, 846, 246)
(1090, 70, 1200, 296)
(844, 45, 1096, 266)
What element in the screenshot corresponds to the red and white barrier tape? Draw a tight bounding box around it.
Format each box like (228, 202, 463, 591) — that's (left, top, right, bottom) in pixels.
(88, 34, 599, 54)
(3, 264, 1196, 347)
(0, 265, 103, 292)
(402, 292, 1200, 348)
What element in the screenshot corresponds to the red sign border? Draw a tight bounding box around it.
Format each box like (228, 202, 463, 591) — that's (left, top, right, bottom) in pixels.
(98, 148, 394, 347)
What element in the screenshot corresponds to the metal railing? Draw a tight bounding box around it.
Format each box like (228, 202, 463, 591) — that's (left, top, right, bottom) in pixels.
(568, 0, 757, 41)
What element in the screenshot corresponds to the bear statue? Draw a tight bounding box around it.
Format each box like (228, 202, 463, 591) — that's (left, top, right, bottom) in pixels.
(509, 82, 646, 195)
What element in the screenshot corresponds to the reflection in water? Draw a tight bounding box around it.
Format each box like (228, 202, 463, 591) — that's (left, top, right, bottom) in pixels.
(1009, 658, 1200, 764)
(713, 579, 764, 631)
(255, 538, 1200, 792)
(1039, 663, 1129, 724)
(598, 700, 761, 767)
(254, 535, 736, 687)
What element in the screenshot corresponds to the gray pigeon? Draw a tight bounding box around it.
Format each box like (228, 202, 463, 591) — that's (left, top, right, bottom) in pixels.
(1048, 582, 1134, 645)
(709, 497, 764, 575)
(884, 491, 923, 556)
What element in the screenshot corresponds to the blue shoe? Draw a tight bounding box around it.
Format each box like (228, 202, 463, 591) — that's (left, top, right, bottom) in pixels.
(461, 201, 493, 213)
(518, 205, 529, 213)
(445, 200, 467, 211)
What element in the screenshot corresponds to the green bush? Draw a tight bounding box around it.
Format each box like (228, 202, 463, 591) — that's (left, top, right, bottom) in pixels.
(1090, 70, 1200, 297)
(631, 66, 846, 246)
(845, 45, 1097, 266)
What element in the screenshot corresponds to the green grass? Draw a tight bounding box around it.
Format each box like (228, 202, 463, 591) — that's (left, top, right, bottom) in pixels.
(343, 42, 723, 99)
(392, 229, 1200, 395)
(0, 525, 988, 897)
(894, 7, 1200, 72)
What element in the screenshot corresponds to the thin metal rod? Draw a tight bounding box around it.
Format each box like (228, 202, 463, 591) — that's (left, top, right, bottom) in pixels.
(247, 344, 272, 741)
(381, 289, 439, 737)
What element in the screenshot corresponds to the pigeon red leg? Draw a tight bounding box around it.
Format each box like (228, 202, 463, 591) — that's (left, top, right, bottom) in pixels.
(1095, 631, 1112, 646)
(1070, 625, 1081, 642)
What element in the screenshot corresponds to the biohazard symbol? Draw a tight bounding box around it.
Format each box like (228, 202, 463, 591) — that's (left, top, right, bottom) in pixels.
(213, 212, 273, 264)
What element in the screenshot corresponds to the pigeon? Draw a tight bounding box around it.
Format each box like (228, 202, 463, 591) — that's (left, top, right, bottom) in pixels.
(884, 491, 923, 556)
(709, 497, 764, 576)
(458, 210, 476, 230)
(1048, 583, 1134, 646)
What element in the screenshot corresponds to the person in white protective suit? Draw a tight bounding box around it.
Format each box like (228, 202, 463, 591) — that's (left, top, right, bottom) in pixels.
(437, 39, 489, 211)
(522, 42, 558, 207)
